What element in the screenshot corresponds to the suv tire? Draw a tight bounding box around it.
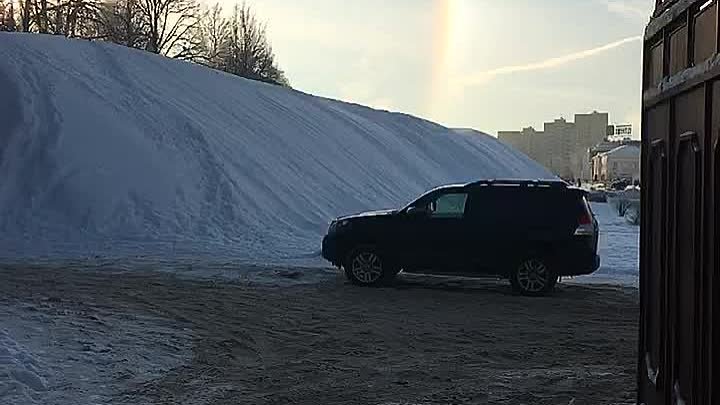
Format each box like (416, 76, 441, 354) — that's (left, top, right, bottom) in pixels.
(344, 246, 398, 286)
(510, 257, 557, 296)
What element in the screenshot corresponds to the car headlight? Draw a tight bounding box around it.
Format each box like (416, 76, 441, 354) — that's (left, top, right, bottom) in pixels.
(329, 219, 351, 234)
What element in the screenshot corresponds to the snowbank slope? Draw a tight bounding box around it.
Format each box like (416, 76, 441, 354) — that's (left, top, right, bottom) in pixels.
(0, 33, 553, 261)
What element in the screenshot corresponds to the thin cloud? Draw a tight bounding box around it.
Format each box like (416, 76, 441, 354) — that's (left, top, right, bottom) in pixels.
(460, 36, 642, 86)
(599, 0, 653, 22)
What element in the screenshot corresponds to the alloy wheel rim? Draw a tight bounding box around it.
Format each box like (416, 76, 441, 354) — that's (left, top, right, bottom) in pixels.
(516, 259, 548, 292)
(351, 252, 383, 284)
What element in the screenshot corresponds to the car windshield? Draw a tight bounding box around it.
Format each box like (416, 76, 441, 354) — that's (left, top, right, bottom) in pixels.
(401, 186, 461, 211)
(401, 190, 436, 211)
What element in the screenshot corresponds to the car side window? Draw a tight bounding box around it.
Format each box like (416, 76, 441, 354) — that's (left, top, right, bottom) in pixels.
(428, 193, 468, 218)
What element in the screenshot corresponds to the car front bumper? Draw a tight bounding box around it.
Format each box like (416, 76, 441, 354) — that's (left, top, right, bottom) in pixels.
(321, 235, 340, 266)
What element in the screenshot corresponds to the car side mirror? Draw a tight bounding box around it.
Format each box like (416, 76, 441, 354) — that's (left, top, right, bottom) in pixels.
(406, 206, 427, 217)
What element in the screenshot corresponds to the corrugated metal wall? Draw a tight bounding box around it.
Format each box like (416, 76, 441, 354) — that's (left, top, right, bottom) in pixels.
(640, 1, 718, 404)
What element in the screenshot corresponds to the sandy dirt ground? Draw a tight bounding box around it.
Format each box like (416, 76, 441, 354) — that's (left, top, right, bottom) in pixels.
(0, 266, 638, 405)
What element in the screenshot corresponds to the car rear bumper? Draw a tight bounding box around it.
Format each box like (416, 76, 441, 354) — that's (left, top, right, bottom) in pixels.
(555, 252, 601, 276)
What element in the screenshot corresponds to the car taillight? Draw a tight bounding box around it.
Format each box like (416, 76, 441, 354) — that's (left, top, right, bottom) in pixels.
(578, 210, 592, 225)
(574, 197, 595, 236)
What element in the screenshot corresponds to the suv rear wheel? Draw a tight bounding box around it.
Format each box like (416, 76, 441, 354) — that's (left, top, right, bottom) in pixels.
(344, 247, 398, 286)
(510, 258, 557, 296)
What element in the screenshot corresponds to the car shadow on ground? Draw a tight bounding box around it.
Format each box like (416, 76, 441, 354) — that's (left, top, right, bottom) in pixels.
(364, 272, 618, 301)
(389, 272, 512, 295)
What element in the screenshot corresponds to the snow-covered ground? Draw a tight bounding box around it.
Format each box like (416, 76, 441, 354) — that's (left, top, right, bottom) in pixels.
(0, 294, 192, 405)
(574, 202, 640, 286)
(0, 33, 552, 264)
(0, 266, 640, 405)
(0, 329, 47, 404)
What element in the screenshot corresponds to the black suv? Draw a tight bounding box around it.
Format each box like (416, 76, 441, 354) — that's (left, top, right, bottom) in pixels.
(321, 179, 600, 295)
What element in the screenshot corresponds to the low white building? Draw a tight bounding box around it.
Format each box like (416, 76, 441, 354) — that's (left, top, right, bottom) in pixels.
(592, 144, 640, 182)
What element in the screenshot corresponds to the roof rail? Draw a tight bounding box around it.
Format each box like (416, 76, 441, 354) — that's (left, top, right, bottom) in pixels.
(467, 179, 568, 188)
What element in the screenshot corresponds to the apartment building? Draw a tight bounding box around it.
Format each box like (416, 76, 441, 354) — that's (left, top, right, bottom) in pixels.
(498, 111, 609, 181)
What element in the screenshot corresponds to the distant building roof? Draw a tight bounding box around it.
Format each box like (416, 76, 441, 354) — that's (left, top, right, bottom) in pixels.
(601, 144, 641, 158)
(589, 139, 641, 156)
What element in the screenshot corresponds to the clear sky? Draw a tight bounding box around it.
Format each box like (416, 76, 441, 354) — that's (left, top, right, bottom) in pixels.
(241, 0, 654, 137)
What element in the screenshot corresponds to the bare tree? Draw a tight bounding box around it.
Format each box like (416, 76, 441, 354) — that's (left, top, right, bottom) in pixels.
(65, 0, 104, 37)
(137, 0, 200, 58)
(18, 0, 32, 31)
(197, 2, 228, 68)
(33, 0, 49, 32)
(0, 0, 17, 31)
(3, 0, 289, 85)
(0, 0, 4, 30)
(0, 0, 8, 30)
(23, 0, 101, 36)
(7, 0, 16, 31)
(221, 2, 287, 86)
(96, 0, 147, 47)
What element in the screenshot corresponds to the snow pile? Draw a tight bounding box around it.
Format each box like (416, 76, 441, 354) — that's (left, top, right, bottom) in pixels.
(0, 330, 47, 404)
(0, 33, 553, 262)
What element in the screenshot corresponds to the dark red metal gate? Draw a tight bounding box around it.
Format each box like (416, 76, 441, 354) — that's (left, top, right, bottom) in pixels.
(640, 1, 718, 404)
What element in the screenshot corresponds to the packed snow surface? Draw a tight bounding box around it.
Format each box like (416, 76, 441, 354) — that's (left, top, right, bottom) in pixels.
(0, 33, 553, 262)
(0, 329, 47, 404)
(575, 202, 639, 286)
(0, 300, 192, 405)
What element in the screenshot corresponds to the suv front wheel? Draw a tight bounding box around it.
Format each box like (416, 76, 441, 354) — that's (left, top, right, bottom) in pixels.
(344, 246, 398, 286)
(510, 258, 557, 296)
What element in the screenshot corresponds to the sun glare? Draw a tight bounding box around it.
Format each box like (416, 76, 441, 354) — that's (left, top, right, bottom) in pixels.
(428, 0, 469, 122)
